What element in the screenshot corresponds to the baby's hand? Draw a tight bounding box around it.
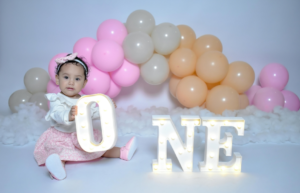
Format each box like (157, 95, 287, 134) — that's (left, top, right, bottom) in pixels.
(69, 105, 77, 121)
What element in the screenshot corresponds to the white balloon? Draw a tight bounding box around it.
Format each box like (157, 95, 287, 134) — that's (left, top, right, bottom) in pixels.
(151, 23, 181, 55)
(122, 31, 154, 64)
(140, 54, 169, 85)
(126, 10, 155, 35)
(24, 68, 50, 94)
(29, 92, 49, 112)
(8, 89, 32, 113)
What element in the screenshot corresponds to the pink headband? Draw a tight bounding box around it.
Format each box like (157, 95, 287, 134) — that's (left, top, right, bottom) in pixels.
(55, 53, 88, 76)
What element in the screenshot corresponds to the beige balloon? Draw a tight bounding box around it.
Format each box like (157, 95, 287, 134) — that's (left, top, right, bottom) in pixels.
(239, 94, 249, 109)
(29, 92, 49, 112)
(122, 31, 154, 64)
(24, 68, 50, 94)
(140, 54, 169, 85)
(177, 25, 196, 49)
(176, 75, 207, 108)
(169, 74, 181, 98)
(200, 102, 206, 109)
(151, 23, 181, 55)
(196, 51, 229, 83)
(192, 34, 223, 58)
(169, 48, 197, 78)
(8, 89, 32, 113)
(206, 82, 220, 90)
(206, 85, 240, 114)
(221, 61, 255, 94)
(126, 10, 155, 35)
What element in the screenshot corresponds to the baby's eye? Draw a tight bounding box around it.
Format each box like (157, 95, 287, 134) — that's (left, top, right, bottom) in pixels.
(64, 76, 68, 79)
(76, 78, 80, 81)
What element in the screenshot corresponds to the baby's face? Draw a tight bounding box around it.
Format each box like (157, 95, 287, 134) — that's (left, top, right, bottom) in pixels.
(55, 63, 87, 98)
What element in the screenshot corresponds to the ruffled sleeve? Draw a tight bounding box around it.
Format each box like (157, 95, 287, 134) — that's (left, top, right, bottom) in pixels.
(45, 93, 74, 126)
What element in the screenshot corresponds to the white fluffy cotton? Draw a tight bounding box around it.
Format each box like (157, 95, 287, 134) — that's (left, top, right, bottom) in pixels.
(1, 104, 299, 146)
(0, 103, 50, 146)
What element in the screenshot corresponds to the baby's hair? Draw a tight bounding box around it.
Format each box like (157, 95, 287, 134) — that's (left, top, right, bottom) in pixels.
(55, 54, 89, 80)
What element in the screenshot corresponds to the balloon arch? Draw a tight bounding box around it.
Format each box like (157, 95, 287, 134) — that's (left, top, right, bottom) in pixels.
(8, 10, 300, 113)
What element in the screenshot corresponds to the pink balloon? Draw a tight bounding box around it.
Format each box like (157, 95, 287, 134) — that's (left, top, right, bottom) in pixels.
(245, 85, 262, 105)
(105, 79, 121, 98)
(92, 39, 124, 72)
(48, 53, 68, 81)
(253, 87, 284, 112)
(96, 19, 127, 45)
(52, 86, 61, 94)
(110, 59, 140, 87)
(82, 66, 110, 95)
(47, 80, 58, 93)
(259, 63, 289, 90)
(281, 90, 300, 111)
(73, 37, 97, 66)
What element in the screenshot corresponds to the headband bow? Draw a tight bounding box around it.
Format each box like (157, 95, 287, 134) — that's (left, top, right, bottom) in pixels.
(55, 53, 88, 77)
(55, 53, 78, 64)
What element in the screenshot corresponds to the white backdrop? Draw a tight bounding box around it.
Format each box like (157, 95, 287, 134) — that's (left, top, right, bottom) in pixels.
(0, 0, 299, 115)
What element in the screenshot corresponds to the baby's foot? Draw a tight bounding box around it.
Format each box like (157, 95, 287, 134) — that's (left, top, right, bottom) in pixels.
(45, 154, 66, 180)
(120, 137, 137, 161)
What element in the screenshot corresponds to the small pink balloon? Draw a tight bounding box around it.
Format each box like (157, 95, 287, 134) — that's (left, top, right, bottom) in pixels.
(47, 80, 58, 93)
(82, 66, 110, 95)
(97, 19, 127, 45)
(253, 87, 284, 112)
(110, 59, 140, 87)
(245, 85, 262, 105)
(105, 79, 121, 98)
(92, 39, 124, 72)
(259, 63, 289, 90)
(73, 37, 97, 66)
(52, 86, 61, 94)
(48, 53, 68, 81)
(281, 90, 300, 111)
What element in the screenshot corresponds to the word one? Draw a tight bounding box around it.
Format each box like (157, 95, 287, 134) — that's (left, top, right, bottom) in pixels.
(152, 115, 244, 173)
(75, 94, 244, 174)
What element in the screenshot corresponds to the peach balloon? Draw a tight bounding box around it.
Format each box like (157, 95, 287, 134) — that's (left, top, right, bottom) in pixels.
(169, 48, 197, 78)
(177, 25, 196, 49)
(206, 85, 240, 114)
(196, 51, 229, 83)
(192, 34, 222, 58)
(176, 75, 207, 108)
(169, 74, 181, 98)
(200, 102, 206, 108)
(221, 61, 255, 94)
(206, 82, 220, 90)
(239, 94, 249, 109)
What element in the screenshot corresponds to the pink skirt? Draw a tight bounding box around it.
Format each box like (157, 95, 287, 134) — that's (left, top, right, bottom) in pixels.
(34, 127, 106, 165)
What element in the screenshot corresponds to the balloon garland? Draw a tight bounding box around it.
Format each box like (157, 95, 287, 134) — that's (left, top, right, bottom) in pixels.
(8, 10, 300, 113)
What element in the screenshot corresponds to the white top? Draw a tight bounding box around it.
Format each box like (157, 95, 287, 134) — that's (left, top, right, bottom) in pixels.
(45, 93, 100, 133)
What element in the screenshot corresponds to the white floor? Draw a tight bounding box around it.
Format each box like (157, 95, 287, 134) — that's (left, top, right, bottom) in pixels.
(1, 136, 300, 193)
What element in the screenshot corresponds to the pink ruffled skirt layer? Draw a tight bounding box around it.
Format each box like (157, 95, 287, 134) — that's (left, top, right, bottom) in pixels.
(34, 127, 105, 165)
